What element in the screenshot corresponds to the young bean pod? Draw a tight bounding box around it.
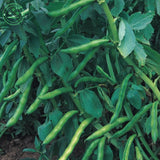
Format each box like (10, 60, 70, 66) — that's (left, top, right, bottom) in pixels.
(111, 102, 155, 139)
(0, 57, 23, 104)
(15, 56, 48, 86)
(59, 117, 94, 160)
(68, 48, 98, 81)
(82, 139, 100, 160)
(4, 88, 21, 101)
(151, 101, 158, 144)
(6, 78, 33, 128)
(26, 84, 49, 114)
(135, 146, 143, 160)
(122, 134, 136, 160)
(38, 87, 73, 100)
(96, 65, 116, 85)
(43, 110, 78, 145)
(97, 136, 106, 160)
(110, 73, 132, 123)
(86, 117, 129, 141)
(48, 0, 95, 17)
(61, 39, 109, 54)
(2, 70, 8, 87)
(0, 40, 18, 72)
(54, 7, 87, 38)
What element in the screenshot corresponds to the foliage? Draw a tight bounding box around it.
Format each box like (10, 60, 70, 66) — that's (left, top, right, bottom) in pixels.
(0, 0, 160, 159)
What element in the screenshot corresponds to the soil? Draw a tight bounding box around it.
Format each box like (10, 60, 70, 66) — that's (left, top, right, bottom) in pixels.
(0, 135, 39, 160)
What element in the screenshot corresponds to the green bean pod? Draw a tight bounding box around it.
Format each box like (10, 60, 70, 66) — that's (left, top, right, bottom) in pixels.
(38, 87, 73, 100)
(6, 78, 33, 128)
(0, 40, 18, 72)
(75, 76, 106, 87)
(54, 7, 87, 38)
(2, 70, 8, 87)
(59, 117, 94, 160)
(69, 48, 98, 81)
(151, 101, 158, 144)
(96, 65, 116, 85)
(48, 0, 95, 17)
(0, 102, 7, 120)
(86, 117, 129, 141)
(135, 146, 143, 160)
(0, 57, 23, 104)
(15, 56, 48, 86)
(4, 88, 21, 101)
(97, 136, 106, 160)
(111, 102, 154, 139)
(26, 84, 49, 114)
(110, 73, 132, 123)
(82, 139, 100, 160)
(61, 39, 109, 54)
(122, 134, 136, 160)
(43, 110, 78, 145)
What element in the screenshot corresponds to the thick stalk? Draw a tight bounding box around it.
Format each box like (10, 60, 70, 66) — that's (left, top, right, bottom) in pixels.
(98, 0, 118, 42)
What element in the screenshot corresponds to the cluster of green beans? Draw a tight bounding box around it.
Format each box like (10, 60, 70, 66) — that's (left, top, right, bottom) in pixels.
(6, 78, 33, 128)
(0, 57, 23, 104)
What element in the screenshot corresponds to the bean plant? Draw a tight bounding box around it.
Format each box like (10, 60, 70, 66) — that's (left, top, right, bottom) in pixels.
(0, 0, 160, 160)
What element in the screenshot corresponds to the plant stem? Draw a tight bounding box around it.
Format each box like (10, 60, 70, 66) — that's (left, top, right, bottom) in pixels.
(98, 0, 118, 42)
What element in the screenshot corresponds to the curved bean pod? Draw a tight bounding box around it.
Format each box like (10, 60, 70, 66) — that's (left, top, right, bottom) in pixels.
(6, 78, 33, 127)
(86, 117, 129, 141)
(43, 110, 78, 145)
(110, 73, 132, 123)
(97, 136, 106, 160)
(48, 0, 95, 17)
(122, 134, 136, 160)
(15, 56, 48, 86)
(38, 87, 73, 100)
(111, 102, 154, 139)
(82, 139, 100, 160)
(61, 39, 109, 54)
(59, 117, 94, 160)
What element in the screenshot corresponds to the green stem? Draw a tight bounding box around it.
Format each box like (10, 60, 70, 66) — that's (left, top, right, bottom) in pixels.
(98, 0, 118, 42)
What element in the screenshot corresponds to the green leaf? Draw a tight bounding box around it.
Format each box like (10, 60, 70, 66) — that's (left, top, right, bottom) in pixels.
(104, 145, 113, 160)
(23, 148, 36, 153)
(134, 42, 147, 66)
(127, 89, 142, 110)
(32, 10, 51, 34)
(0, 30, 11, 46)
(156, 0, 160, 15)
(28, 36, 40, 58)
(117, 20, 136, 58)
(111, 0, 124, 17)
(144, 0, 155, 11)
(49, 109, 63, 127)
(129, 12, 154, 30)
(111, 87, 121, 106)
(79, 89, 103, 118)
(31, 0, 45, 10)
(38, 121, 52, 141)
(51, 53, 73, 81)
(142, 24, 154, 40)
(34, 136, 41, 150)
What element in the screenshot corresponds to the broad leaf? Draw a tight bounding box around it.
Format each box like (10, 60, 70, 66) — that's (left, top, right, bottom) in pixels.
(51, 53, 73, 81)
(38, 121, 52, 141)
(156, 0, 160, 15)
(111, 0, 124, 17)
(134, 42, 147, 66)
(79, 89, 103, 118)
(127, 89, 142, 110)
(129, 12, 154, 30)
(117, 20, 136, 58)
